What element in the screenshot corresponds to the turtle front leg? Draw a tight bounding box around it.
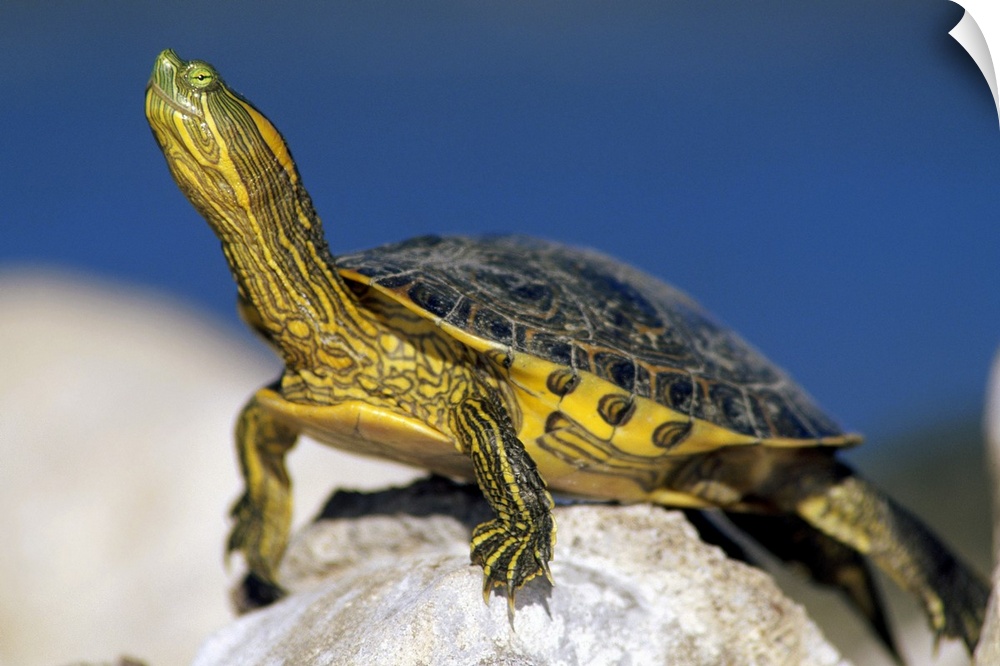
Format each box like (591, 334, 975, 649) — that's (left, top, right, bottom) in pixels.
(452, 389, 555, 618)
(227, 391, 299, 589)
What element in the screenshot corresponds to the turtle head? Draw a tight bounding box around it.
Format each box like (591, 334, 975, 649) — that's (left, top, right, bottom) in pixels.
(146, 50, 362, 373)
(145, 49, 307, 242)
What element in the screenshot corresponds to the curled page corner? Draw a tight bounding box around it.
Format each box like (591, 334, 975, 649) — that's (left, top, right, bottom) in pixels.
(949, 1, 999, 128)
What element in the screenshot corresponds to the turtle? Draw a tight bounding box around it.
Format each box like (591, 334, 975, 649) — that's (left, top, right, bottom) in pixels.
(145, 49, 989, 656)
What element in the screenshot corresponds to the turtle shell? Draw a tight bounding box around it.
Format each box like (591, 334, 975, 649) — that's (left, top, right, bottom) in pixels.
(337, 235, 845, 442)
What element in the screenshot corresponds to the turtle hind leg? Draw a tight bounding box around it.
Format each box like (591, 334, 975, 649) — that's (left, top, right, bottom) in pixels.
(722, 511, 902, 663)
(683, 509, 900, 662)
(791, 462, 990, 653)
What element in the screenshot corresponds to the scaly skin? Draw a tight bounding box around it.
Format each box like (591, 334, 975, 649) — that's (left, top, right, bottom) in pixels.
(146, 49, 988, 655)
(145, 49, 554, 605)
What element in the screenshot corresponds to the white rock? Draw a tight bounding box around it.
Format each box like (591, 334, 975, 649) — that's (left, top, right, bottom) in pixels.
(194, 481, 849, 666)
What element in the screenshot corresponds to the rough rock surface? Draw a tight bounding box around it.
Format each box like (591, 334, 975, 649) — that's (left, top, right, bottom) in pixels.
(195, 478, 848, 666)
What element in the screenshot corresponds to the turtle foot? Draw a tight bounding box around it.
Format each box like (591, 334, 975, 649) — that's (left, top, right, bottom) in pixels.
(227, 491, 288, 587)
(925, 558, 990, 654)
(471, 513, 555, 621)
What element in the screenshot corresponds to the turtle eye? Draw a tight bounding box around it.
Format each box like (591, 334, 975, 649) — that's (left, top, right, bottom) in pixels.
(186, 63, 217, 90)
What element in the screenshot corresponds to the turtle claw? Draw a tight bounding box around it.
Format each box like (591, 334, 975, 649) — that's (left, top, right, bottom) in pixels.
(471, 514, 555, 621)
(539, 558, 554, 585)
(479, 575, 518, 626)
(506, 588, 517, 627)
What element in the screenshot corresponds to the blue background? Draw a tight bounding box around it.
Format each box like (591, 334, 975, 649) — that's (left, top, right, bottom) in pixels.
(2, 0, 997, 452)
